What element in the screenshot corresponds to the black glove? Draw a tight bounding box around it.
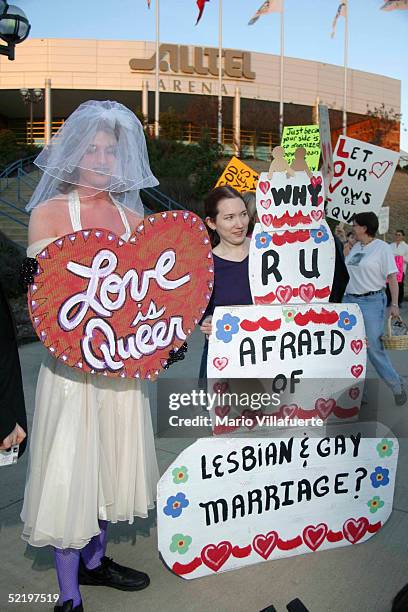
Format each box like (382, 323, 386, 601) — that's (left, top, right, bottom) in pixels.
(20, 257, 38, 291)
(163, 342, 188, 369)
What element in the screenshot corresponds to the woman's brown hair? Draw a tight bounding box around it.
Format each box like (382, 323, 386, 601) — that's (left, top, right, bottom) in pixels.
(204, 185, 244, 247)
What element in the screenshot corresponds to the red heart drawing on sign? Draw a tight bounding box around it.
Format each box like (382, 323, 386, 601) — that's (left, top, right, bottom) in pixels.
(276, 285, 293, 304)
(28, 215, 213, 381)
(201, 541, 232, 572)
(214, 405, 230, 418)
(259, 180, 270, 194)
(281, 404, 298, 419)
(252, 531, 279, 560)
(351, 340, 363, 355)
(260, 199, 272, 210)
(343, 517, 369, 544)
(349, 387, 360, 400)
(213, 357, 229, 371)
(261, 214, 273, 227)
(351, 365, 364, 379)
(310, 176, 323, 188)
(317, 196, 324, 205)
(370, 161, 392, 179)
(299, 283, 316, 303)
(303, 523, 328, 551)
(213, 382, 229, 394)
(311, 210, 323, 221)
(315, 398, 336, 419)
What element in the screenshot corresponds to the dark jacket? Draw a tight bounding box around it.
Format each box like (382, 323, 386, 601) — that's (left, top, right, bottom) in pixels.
(329, 234, 349, 304)
(0, 281, 27, 455)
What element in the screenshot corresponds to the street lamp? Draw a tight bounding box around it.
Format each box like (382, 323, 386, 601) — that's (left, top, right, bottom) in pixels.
(20, 88, 44, 144)
(0, 3, 31, 61)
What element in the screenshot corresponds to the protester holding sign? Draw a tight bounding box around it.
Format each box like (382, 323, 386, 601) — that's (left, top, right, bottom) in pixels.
(21, 101, 160, 612)
(0, 281, 27, 456)
(387, 229, 408, 306)
(199, 186, 252, 378)
(344, 212, 406, 406)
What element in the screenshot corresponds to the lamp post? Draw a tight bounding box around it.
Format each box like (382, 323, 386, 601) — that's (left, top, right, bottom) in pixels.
(0, 2, 30, 61)
(20, 88, 44, 144)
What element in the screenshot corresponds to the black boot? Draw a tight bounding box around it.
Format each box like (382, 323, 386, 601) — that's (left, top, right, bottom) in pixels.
(54, 600, 83, 611)
(78, 556, 150, 591)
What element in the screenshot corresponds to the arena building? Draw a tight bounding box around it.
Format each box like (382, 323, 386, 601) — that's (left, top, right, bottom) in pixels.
(0, 38, 401, 156)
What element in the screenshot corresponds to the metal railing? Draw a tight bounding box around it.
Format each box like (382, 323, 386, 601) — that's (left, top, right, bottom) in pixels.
(0, 156, 187, 241)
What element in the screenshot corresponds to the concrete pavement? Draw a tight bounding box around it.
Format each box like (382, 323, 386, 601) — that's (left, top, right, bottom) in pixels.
(1, 312, 408, 612)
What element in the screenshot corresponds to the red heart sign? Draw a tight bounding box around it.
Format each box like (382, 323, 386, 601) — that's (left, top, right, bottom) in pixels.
(310, 210, 323, 222)
(343, 517, 369, 544)
(281, 404, 298, 419)
(315, 398, 336, 420)
(252, 531, 278, 560)
(351, 340, 363, 355)
(213, 357, 229, 371)
(302, 523, 328, 551)
(351, 365, 364, 379)
(349, 387, 360, 400)
(299, 283, 316, 303)
(276, 285, 293, 304)
(260, 199, 272, 210)
(259, 181, 270, 195)
(214, 405, 230, 418)
(201, 541, 232, 572)
(28, 213, 213, 380)
(370, 161, 392, 179)
(261, 214, 273, 227)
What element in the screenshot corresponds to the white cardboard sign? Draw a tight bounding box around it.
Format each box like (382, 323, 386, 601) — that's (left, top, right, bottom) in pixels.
(378, 207, 390, 235)
(318, 104, 334, 187)
(206, 304, 366, 427)
(158, 423, 398, 579)
(249, 221, 335, 305)
(256, 171, 325, 232)
(326, 136, 399, 223)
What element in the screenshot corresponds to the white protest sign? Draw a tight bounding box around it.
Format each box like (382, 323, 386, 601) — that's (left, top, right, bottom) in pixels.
(206, 304, 366, 428)
(378, 207, 390, 235)
(326, 136, 399, 223)
(249, 221, 335, 305)
(158, 422, 398, 578)
(256, 171, 325, 233)
(318, 104, 334, 186)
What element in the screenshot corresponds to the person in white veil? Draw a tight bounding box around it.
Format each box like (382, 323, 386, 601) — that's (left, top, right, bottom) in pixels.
(22, 100, 160, 612)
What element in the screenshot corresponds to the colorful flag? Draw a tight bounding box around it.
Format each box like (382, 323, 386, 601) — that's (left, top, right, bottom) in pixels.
(248, 0, 283, 26)
(331, 2, 346, 38)
(196, 0, 210, 24)
(381, 0, 408, 9)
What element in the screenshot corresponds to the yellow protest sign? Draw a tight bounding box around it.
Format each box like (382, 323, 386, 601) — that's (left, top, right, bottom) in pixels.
(281, 125, 321, 171)
(215, 157, 259, 192)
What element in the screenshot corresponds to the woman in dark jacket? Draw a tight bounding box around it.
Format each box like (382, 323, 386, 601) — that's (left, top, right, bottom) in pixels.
(0, 281, 27, 455)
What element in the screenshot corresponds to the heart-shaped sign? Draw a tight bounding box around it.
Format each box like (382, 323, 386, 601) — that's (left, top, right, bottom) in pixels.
(370, 160, 392, 179)
(260, 199, 272, 210)
(281, 404, 298, 419)
(214, 405, 230, 418)
(28, 213, 213, 380)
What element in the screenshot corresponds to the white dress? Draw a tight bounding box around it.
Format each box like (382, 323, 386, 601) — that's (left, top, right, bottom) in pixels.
(21, 191, 160, 550)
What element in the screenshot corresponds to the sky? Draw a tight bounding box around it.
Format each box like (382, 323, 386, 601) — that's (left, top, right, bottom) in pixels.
(14, 0, 408, 149)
